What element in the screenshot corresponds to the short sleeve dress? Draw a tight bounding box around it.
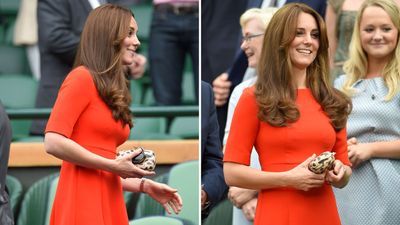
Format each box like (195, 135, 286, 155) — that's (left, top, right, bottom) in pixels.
(224, 87, 350, 225)
(45, 66, 130, 225)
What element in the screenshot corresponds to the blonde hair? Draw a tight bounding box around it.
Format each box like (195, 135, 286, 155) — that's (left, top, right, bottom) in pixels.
(239, 7, 278, 30)
(341, 0, 400, 100)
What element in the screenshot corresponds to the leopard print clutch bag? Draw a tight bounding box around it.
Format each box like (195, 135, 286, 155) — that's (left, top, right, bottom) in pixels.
(117, 147, 156, 171)
(308, 151, 335, 174)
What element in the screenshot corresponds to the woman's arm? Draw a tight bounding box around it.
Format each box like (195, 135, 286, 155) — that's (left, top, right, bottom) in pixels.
(121, 178, 183, 214)
(348, 138, 400, 167)
(224, 155, 326, 192)
(45, 132, 154, 178)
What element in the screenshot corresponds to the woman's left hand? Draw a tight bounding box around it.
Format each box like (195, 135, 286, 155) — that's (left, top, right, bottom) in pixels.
(144, 179, 183, 214)
(325, 160, 351, 188)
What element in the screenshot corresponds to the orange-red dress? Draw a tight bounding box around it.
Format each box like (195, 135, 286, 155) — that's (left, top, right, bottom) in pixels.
(45, 66, 130, 225)
(224, 87, 351, 225)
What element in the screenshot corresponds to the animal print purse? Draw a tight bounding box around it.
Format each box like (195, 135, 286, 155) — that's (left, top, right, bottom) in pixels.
(117, 147, 156, 171)
(308, 151, 336, 174)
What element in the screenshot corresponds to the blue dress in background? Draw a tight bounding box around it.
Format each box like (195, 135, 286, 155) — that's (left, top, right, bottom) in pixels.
(334, 75, 400, 225)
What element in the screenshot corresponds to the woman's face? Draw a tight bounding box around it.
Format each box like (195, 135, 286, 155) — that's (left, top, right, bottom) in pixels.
(121, 17, 140, 65)
(240, 18, 265, 68)
(288, 12, 320, 71)
(360, 6, 398, 62)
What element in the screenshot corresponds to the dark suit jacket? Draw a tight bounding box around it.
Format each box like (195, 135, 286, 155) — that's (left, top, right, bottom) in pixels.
(31, 0, 93, 134)
(201, 81, 228, 215)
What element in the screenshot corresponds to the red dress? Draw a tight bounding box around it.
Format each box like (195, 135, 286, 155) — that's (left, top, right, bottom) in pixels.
(224, 87, 350, 225)
(46, 66, 130, 225)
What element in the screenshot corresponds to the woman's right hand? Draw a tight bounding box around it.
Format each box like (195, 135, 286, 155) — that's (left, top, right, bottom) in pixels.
(286, 154, 325, 191)
(113, 149, 155, 178)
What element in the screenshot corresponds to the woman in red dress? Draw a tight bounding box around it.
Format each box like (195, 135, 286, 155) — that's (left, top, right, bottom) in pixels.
(224, 3, 352, 225)
(44, 4, 182, 225)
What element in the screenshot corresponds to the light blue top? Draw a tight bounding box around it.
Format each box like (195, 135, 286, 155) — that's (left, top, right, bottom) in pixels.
(334, 75, 400, 225)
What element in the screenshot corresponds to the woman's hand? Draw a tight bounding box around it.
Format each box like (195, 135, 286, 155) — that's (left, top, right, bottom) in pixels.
(348, 141, 372, 168)
(242, 197, 257, 221)
(113, 149, 155, 178)
(286, 154, 325, 191)
(325, 160, 351, 188)
(143, 179, 183, 214)
(228, 186, 258, 209)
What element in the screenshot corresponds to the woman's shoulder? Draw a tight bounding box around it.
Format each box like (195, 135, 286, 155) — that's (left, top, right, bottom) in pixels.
(64, 66, 94, 85)
(61, 66, 96, 92)
(333, 74, 347, 89)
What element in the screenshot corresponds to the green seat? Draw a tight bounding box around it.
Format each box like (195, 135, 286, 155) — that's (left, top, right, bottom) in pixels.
(182, 72, 197, 105)
(129, 117, 182, 140)
(131, 3, 153, 42)
(129, 216, 184, 225)
(167, 161, 199, 225)
(0, 75, 38, 140)
(130, 79, 143, 106)
(203, 199, 233, 225)
(44, 177, 59, 225)
(0, 0, 21, 16)
(134, 173, 169, 219)
(6, 175, 23, 217)
(17, 173, 59, 225)
(168, 117, 199, 139)
(142, 87, 156, 106)
(0, 45, 31, 75)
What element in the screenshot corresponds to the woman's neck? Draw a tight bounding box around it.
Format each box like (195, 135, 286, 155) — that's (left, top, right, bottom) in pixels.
(366, 57, 388, 79)
(292, 67, 307, 88)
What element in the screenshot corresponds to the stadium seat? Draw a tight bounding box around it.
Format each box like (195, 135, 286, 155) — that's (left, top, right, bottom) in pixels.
(182, 71, 197, 105)
(6, 175, 23, 217)
(0, 75, 38, 140)
(131, 3, 153, 42)
(167, 160, 199, 225)
(0, 45, 31, 75)
(168, 117, 199, 139)
(130, 79, 144, 106)
(129, 117, 181, 140)
(129, 216, 184, 225)
(0, 0, 21, 16)
(44, 176, 59, 225)
(202, 199, 233, 225)
(16, 173, 59, 225)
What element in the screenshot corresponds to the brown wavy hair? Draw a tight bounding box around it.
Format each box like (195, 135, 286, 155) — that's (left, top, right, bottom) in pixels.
(255, 3, 351, 131)
(74, 4, 133, 128)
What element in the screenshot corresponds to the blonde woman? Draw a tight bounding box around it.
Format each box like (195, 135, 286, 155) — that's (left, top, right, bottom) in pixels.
(334, 0, 400, 224)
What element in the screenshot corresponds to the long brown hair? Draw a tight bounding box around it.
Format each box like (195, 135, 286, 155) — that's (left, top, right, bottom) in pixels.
(255, 3, 351, 131)
(74, 4, 133, 128)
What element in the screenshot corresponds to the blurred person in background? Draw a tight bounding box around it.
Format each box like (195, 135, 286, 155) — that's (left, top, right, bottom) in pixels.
(31, 0, 146, 136)
(201, 81, 228, 219)
(149, 0, 199, 105)
(44, 5, 182, 225)
(325, 0, 365, 80)
(334, 0, 400, 224)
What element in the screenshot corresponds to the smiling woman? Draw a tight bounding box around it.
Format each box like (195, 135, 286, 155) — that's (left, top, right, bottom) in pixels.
(223, 3, 352, 225)
(334, 0, 400, 224)
(44, 4, 182, 225)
